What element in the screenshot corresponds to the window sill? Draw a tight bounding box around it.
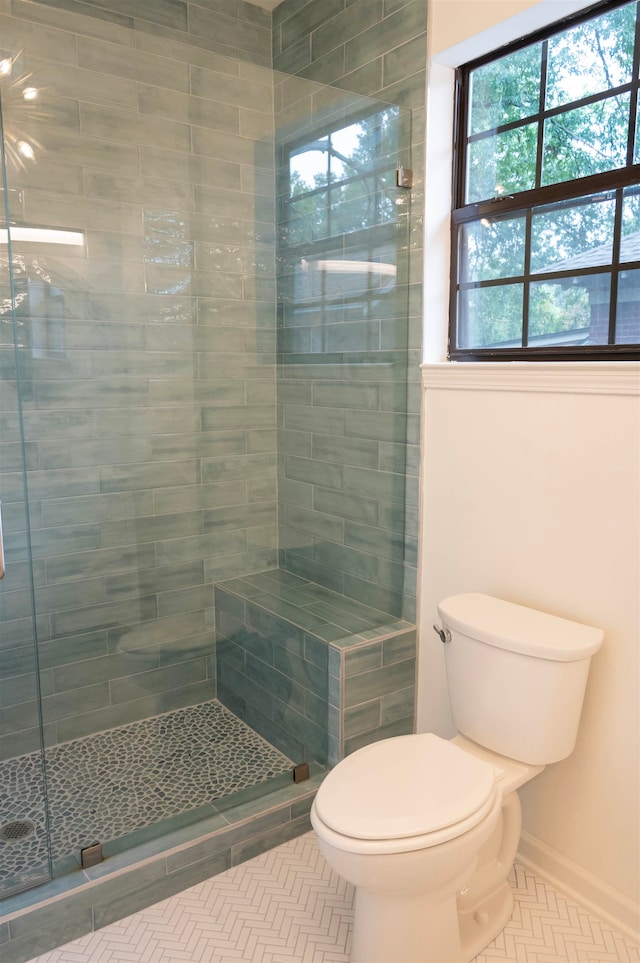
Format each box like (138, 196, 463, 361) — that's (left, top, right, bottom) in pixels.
(421, 361, 640, 396)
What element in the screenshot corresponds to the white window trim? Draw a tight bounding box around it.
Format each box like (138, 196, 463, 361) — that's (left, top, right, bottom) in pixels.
(422, 0, 614, 365)
(422, 361, 640, 395)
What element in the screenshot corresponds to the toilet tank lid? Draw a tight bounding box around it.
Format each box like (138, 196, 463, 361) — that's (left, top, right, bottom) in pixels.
(438, 593, 604, 662)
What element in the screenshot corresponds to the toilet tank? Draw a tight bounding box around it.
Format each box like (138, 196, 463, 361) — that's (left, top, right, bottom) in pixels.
(437, 594, 603, 766)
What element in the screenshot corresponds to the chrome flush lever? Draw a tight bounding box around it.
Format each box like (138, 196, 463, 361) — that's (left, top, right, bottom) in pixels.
(0, 500, 5, 579)
(433, 623, 451, 644)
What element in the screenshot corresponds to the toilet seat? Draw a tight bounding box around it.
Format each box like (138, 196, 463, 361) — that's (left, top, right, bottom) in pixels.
(313, 733, 498, 852)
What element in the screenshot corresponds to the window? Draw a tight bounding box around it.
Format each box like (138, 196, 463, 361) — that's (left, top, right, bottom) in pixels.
(450, 0, 640, 360)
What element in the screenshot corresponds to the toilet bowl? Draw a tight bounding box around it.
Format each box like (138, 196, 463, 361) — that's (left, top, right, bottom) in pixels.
(311, 593, 603, 963)
(311, 734, 515, 963)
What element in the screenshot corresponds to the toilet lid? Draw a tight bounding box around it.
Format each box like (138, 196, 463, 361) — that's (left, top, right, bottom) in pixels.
(314, 734, 496, 841)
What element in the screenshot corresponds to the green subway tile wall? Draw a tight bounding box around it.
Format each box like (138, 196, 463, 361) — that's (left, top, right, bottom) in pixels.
(273, 0, 426, 621)
(0, 0, 278, 760)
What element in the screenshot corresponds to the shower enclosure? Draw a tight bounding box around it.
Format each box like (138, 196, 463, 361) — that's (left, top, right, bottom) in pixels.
(0, 0, 412, 906)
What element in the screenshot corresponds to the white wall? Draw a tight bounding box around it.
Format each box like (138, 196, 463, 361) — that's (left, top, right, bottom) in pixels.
(419, 0, 640, 940)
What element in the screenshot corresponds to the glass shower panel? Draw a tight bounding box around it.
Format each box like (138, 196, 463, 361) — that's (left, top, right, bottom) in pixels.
(0, 92, 52, 897)
(0, 20, 284, 875)
(276, 76, 412, 616)
(0, 3, 412, 886)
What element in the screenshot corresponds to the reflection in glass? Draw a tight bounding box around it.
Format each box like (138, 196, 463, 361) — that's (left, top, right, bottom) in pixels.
(289, 113, 397, 200)
(0, 97, 53, 900)
(286, 106, 400, 245)
(467, 123, 537, 203)
(284, 105, 405, 338)
(546, 2, 635, 109)
(290, 144, 328, 191)
(0, 50, 42, 170)
(332, 121, 368, 173)
(542, 94, 630, 185)
(529, 275, 609, 345)
(460, 215, 525, 282)
(530, 194, 615, 272)
(285, 193, 329, 244)
(294, 254, 396, 317)
(457, 283, 524, 348)
(616, 270, 640, 343)
(469, 44, 541, 135)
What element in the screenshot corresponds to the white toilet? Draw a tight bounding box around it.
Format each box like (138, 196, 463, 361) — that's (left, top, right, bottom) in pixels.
(311, 593, 603, 963)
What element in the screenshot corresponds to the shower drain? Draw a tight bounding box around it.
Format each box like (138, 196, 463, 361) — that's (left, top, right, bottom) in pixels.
(0, 819, 36, 843)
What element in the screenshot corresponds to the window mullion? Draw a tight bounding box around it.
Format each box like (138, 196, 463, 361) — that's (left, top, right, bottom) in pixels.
(452, 219, 465, 350)
(628, 1, 640, 166)
(522, 212, 533, 347)
(326, 136, 332, 238)
(524, 37, 547, 347)
(609, 189, 624, 343)
(536, 40, 549, 190)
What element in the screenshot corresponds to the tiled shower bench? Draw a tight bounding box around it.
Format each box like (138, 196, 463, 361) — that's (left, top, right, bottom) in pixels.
(214, 569, 417, 768)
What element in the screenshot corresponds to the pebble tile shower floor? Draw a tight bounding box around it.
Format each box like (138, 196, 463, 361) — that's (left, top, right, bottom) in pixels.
(0, 701, 293, 893)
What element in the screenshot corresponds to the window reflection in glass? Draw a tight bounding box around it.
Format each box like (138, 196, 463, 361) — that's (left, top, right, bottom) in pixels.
(530, 194, 616, 272)
(458, 283, 524, 349)
(621, 186, 640, 262)
(460, 215, 526, 282)
(288, 107, 400, 241)
(528, 277, 606, 345)
(616, 270, 640, 343)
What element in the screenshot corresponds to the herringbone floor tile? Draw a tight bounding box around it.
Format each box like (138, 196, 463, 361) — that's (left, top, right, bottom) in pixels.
(31, 833, 639, 963)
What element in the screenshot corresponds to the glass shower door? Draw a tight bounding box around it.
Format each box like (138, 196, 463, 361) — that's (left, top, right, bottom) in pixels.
(0, 94, 52, 898)
(0, 21, 284, 875)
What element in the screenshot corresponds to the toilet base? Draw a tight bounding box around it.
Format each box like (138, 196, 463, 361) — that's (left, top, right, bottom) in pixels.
(313, 760, 526, 963)
(458, 880, 514, 961)
(349, 875, 514, 963)
(351, 868, 471, 963)
(320, 791, 522, 963)
(349, 877, 514, 963)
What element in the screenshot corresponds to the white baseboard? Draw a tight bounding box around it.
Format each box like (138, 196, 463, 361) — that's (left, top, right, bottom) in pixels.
(518, 831, 640, 945)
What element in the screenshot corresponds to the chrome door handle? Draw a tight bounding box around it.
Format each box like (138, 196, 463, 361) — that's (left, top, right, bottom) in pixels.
(0, 500, 5, 579)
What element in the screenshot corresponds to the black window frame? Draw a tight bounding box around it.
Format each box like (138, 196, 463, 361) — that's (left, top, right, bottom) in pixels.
(450, 0, 640, 361)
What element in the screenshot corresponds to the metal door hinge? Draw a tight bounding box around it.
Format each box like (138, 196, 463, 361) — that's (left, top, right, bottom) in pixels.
(396, 165, 413, 189)
(292, 762, 310, 784)
(81, 841, 103, 868)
